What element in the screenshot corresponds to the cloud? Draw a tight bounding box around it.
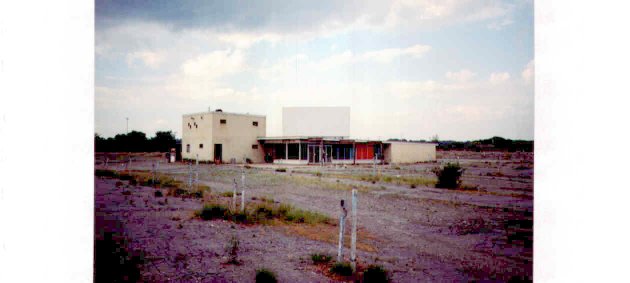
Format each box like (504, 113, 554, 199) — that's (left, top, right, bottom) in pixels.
(361, 44, 431, 63)
(126, 51, 164, 68)
(446, 69, 476, 82)
(521, 59, 534, 83)
(489, 72, 511, 84)
(181, 49, 245, 79)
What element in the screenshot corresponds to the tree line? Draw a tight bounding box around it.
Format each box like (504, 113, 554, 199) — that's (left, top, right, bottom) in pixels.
(387, 136, 534, 152)
(95, 131, 178, 152)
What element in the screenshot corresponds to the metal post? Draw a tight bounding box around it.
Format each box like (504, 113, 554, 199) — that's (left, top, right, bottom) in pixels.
(232, 178, 238, 210)
(350, 189, 358, 269)
(337, 199, 347, 262)
(241, 171, 245, 212)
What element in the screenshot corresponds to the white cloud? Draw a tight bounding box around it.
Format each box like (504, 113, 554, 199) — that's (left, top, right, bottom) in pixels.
(446, 69, 476, 82)
(361, 44, 431, 63)
(522, 59, 534, 84)
(489, 72, 511, 84)
(181, 49, 245, 79)
(126, 51, 164, 69)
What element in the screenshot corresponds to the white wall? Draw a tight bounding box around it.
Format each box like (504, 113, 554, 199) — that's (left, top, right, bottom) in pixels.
(282, 107, 350, 137)
(384, 142, 437, 163)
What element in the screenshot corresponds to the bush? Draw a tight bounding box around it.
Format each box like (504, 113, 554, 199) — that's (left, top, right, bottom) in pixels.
(197, 204, 229, 220)
(255, 268, 277, 283)
(330, 261, 353, 276)
(154, 190, 163, 197)
(432, 163, 464, 189)
(363, 265, 389, 283)
(275, 168, 287, 172)
(221, 191, 234, 198)
(311, 253, 332, 264)
(226, 236, 240, 265)
(95, 169, 118, 178)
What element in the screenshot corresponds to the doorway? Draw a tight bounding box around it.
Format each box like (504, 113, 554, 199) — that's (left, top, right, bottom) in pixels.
(214, 144, 222, 163)
(308, 145, 319, 163)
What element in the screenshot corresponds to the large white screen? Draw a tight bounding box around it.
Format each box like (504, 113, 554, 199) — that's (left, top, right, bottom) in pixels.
(282, 107, 350, 137)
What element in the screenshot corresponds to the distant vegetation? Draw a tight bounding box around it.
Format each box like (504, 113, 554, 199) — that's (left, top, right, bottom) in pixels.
(95, 130, 178, 152)
(432, 163, 464, 189)
(387, 136, 533, 152)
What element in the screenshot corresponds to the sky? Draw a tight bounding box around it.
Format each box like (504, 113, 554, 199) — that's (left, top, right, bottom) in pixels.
(95, 0, 533, 141)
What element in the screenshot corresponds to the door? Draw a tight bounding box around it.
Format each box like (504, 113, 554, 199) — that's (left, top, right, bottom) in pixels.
(308, 145, 319, 163)
(324, 145, 333, 163)
(214, 144, 222, 163)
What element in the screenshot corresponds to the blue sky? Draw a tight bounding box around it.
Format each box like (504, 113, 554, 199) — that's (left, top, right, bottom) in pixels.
(95, 0, 533, 140)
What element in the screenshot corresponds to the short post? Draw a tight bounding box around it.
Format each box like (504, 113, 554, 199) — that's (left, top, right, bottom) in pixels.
(241, 171, 246, 212)
(337, 199, 348, 262)
(232, 178, 238, 210)
(373, 154, 376, 176)
(350, 189, 358, 269)
(151, 163, 155, 185)
(188, 163, 193, 189)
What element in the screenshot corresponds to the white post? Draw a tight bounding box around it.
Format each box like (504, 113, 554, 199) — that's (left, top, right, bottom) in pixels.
(241, 171, 245, 212)
(350, 189, 358, 269)
(337, 199, 347, 262)
(232, 179, 237, 210)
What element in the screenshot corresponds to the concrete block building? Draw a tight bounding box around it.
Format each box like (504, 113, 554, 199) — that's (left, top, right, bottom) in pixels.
(181, 110, 266, 163)
(181, 107, 435, 164)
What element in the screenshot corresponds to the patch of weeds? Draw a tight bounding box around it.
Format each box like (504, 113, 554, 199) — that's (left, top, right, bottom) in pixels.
(330, 261, 353, 276)
(244, 164, 252, 169)
(94, 231, 144, 283)
(410, 184, 416, 189)
(275, 168, 287, 173)
(255, 268, 278, 283)
(154, 190, 163, 197)
(315, 172, 323, 177)
(95, 169, 118, 178)
(221, 191, 234, 198)
(311, 253, 332, 264)
(196, 204, 229, 220)
(393, 166, 401, 170)
(115, 181, 124, 187)
(167, 187, 203, 199)
(118, 173, 134, 181)
(122, 190, 131, 196)
(459, 184, 479, 191)
(363, 264, 390, 283)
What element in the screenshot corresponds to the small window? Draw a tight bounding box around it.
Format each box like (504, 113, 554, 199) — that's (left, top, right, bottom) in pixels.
(199, 144, 203, 149)
(252, 121, 258, 126)
(186, 144, 190, 153)
(220, 119, 227, 124)
(252, 144, 258, 149)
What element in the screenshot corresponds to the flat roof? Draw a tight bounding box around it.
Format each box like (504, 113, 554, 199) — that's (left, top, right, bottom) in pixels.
(258, 136, 383, 143)
(183, 111, 265, 118)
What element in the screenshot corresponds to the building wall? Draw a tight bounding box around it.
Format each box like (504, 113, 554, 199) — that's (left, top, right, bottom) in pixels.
(384, 142, 437, 164)
(181, 113, 214, 161)
(211, 112, 266, 163)
(182, 111, 266, 163)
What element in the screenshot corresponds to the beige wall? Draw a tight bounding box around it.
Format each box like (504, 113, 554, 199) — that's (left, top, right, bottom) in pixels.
(384, 142, 437, 164)
(182, 111, 266, 163)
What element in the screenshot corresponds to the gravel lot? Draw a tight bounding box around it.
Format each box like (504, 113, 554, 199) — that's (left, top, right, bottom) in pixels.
(95, 150, 533, 282)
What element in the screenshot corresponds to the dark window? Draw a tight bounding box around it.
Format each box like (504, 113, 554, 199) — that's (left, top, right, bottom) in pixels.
(252, 144, 258, 149)
(220, 119, 227, 124)
(186, 144, 190, 153)
(288, 144, 299, 159)
(253, 121, 258, 126)
(199, 144, 203, 149)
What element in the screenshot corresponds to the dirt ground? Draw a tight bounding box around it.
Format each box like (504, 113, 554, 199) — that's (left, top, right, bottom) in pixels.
(94, 150, 533, 282)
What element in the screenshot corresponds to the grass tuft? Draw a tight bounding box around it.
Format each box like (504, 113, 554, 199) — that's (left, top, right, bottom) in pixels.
(311, 253, 332, 264)
(363, 264, 390, 283)
(330, 261, 353, 276)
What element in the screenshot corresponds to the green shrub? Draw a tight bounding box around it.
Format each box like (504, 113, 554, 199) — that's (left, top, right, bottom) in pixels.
(255, 268, 277, 283)
(330, 261, 353, 276)
(363, 265, 389, 283)
(432, 163, 464, 189)
(311, 253, 332, 264)
(197, 204, 229, 220)
(275, 168, 287, 172)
